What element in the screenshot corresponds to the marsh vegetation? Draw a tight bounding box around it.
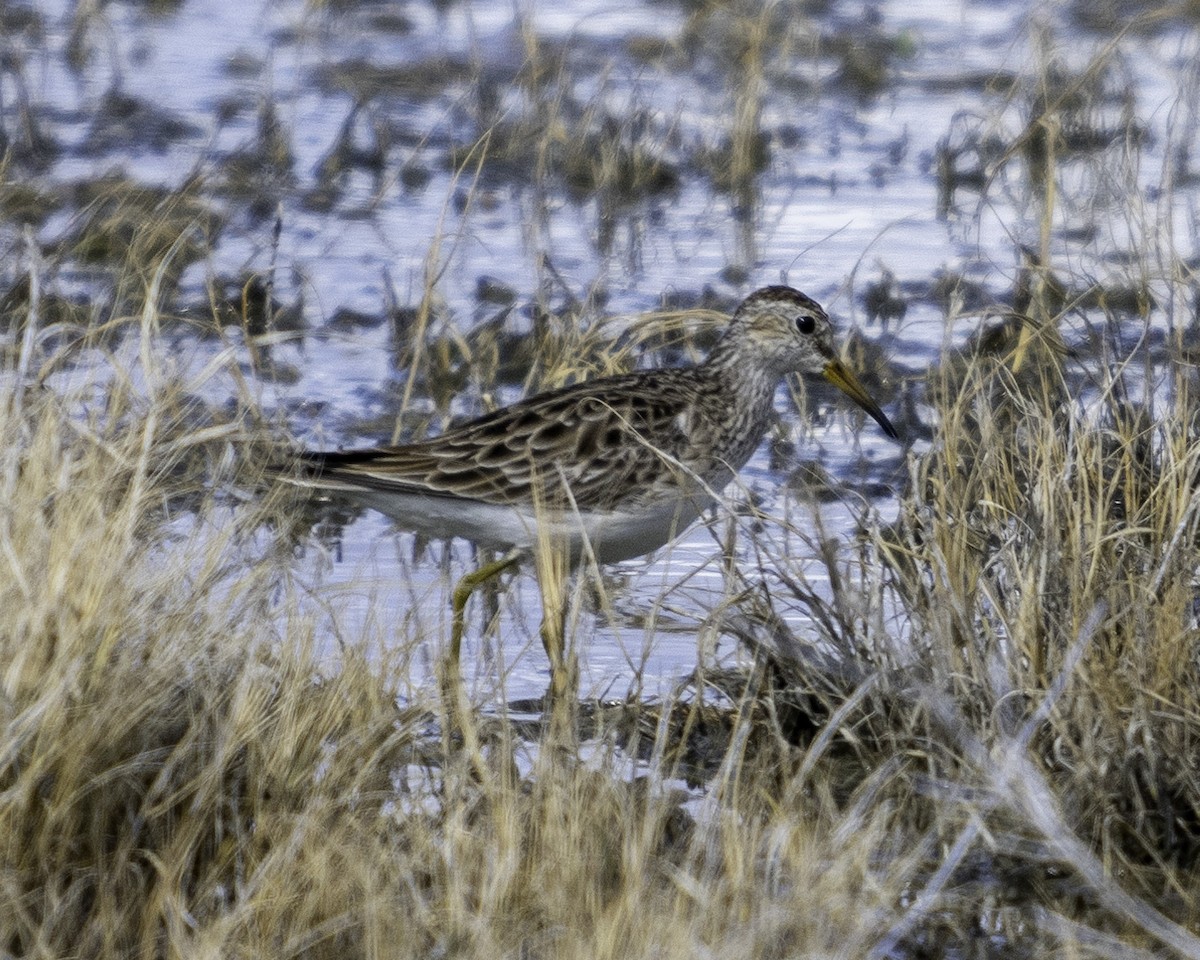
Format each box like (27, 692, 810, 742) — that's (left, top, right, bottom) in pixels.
(3, 0, 1200, 956)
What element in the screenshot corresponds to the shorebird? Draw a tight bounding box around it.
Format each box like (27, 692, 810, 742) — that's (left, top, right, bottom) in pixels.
(282, 285, 897, 701)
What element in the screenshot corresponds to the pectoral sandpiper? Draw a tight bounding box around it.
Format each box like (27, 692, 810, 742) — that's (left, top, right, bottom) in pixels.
(282, 285, 897, 701)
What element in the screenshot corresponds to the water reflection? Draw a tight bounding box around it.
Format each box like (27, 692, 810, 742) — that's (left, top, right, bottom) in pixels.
(5, 0, 1198, 692)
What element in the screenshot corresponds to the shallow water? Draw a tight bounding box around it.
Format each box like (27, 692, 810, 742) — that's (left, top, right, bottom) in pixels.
(8, 0, 1198, 698)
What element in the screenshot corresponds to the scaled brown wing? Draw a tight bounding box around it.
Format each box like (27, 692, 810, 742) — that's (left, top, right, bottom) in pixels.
(303, 369, 702, 511)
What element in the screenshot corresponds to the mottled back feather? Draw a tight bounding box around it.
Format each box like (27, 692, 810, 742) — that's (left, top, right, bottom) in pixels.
(300, 367, 732, 512)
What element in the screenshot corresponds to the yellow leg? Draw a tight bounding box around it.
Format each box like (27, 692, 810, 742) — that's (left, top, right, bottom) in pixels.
(446, 551, 522, 681)
(539, 595, 573, 701)
(440, 551, 521, 768)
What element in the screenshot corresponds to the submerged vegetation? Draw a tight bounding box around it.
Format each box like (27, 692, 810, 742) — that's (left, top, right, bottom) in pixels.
(3, 0, 1200, 957)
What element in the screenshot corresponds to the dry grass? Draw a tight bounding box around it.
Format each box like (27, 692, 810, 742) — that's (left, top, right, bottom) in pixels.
(5, 7, 1200, 959)
(0, 343, 903, 957)
(3, 259, 1200, 958)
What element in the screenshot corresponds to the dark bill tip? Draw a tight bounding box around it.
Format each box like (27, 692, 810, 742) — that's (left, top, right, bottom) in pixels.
(822, 359, 899, 440)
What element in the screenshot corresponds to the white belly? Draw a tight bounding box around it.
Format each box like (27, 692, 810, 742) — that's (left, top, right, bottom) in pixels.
(341, 487, 712, 565)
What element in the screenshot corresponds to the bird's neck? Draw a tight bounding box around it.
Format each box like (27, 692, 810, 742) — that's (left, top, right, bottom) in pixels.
(700, 338, 782, 458)
(699, 340, 782, 432)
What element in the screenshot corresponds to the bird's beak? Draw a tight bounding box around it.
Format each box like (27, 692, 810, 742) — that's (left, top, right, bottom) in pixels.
(822, 359, 898, 439)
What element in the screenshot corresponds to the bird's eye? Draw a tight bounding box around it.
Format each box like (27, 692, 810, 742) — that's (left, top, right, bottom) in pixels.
(795, 314, 816, 335)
